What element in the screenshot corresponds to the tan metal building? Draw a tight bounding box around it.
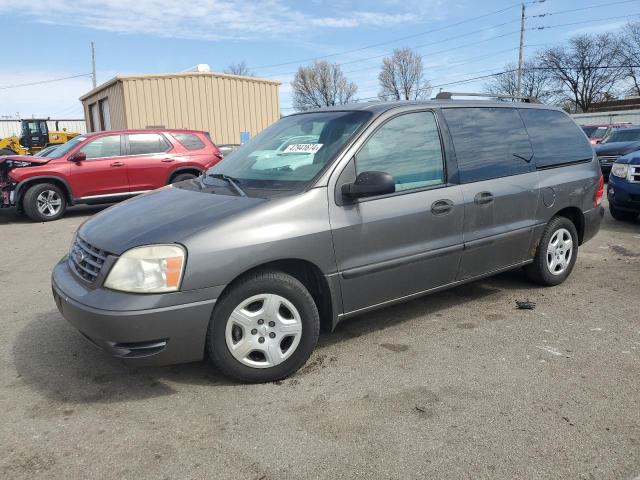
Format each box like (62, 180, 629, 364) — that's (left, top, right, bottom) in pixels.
(79, 71, 280, 144)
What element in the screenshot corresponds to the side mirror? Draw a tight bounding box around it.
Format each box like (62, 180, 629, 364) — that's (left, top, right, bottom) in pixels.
(342, 171, 395, 199)
(69, 152, 86, 162)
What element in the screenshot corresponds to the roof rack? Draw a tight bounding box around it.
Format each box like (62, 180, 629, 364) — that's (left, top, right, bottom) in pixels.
(434, 91, 539, 103)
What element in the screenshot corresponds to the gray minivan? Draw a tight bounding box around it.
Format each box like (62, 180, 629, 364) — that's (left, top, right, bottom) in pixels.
(52, 100, 604, 382)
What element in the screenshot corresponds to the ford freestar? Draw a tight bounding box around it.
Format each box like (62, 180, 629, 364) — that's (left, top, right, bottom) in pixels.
(52, 100, 604, 382)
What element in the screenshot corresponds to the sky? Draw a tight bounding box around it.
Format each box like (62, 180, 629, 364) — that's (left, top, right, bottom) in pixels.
(1, 0, 638, 119)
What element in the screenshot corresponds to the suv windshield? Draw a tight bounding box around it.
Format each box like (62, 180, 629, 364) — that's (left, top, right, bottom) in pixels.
(602, 129, 640, 143)
(206, 111, 371, 191)
(46, 135, 87, 158)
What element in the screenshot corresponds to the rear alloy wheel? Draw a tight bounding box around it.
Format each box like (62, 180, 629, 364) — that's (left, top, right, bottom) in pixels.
(23, 183, 67, 222)
(207, 270, 320, 383)
(525, 216, 578, 286)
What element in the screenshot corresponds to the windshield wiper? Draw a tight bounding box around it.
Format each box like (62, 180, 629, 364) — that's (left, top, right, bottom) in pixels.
(206, 173, 246, 197)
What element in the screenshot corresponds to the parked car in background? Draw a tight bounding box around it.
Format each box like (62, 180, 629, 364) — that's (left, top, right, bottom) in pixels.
(581, 123, 633, 145)
(51, 100, 603, 383)
(594, 127, 640, 176)
(0, 129, 222, 221)
(217, 144, 241, 158)
(607, 151, 640, 221)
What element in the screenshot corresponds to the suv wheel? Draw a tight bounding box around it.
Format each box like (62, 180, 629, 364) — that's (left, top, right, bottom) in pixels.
(170, 172, 198, 184)
(525, 216, 578, 286)
(23, 183, 67, 222)
(207, 270, 320, 383)
(609, 204, 638, 222)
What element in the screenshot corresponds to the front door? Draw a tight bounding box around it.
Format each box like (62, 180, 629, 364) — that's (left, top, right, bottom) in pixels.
(329, 110, 464, 314)
(441, 107, 539, 279)
(69, 134, 129, 199)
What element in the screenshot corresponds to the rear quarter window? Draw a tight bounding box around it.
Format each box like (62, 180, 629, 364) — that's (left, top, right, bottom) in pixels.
(442, 107, 534, 183)
(518, 109, 594, 168)
(173, 133, 206, 150)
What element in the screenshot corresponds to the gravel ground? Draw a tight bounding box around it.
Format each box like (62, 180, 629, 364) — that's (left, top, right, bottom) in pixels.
(0, 199, 639, 480)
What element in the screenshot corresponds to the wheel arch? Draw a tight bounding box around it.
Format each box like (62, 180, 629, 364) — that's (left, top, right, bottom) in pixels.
(167, 166, 203, 184)
(216, 258, 338, 333)
(554, 206, 585, 244)
(15, 176, 74, 206)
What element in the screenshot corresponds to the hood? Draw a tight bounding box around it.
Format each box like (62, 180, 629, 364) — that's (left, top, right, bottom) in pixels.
(616, 151, 640, 166)
(595, 141, 640, 156)
(0, 155, 51, 167)
(78, 184, 266, 255)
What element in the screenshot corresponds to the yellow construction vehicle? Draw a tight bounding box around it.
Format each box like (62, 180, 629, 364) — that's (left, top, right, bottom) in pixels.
(0, 119, 81, 156)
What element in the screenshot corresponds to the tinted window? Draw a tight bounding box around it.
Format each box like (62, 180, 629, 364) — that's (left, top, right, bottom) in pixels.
(80, 135, 121, 159)
(174, 133, 205, 150)
(128, 133, 170, 155)
(519, 109, 593, 168)
(443, 107, 533, 183)
(355, 111, 444, 191)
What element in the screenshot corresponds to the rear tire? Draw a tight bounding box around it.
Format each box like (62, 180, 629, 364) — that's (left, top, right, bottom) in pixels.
(609, 204, 638, 222)
(525, 216, 578, 287)
(22, 183, 67, 222)
(170, 172, 198, 184)
(207, 270, 320, 383)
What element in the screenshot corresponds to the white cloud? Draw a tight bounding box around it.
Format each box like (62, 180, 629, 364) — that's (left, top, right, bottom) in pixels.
(0, 0, 435, 41)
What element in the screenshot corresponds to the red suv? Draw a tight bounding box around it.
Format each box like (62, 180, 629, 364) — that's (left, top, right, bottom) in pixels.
(1, 129, 222, 221)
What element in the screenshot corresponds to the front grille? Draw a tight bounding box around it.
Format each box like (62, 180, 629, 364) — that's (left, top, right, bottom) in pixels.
(598, 155, 619, 165)
(629, 165, 640, 183)
(69, 236, 110, 282)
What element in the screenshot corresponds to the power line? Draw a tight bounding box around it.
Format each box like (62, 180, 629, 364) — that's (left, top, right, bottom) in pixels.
(252, 2, 528, 71)
(0, 73, 93, 91)
(529, 0, 637, 18)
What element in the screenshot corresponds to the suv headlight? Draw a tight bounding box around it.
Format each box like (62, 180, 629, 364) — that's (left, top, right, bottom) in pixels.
(611, 163, 629, 179)
(104, 244, 186, 293)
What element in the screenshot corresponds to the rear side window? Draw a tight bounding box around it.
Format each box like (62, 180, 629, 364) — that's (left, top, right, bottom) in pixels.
(442, 107, 533, 183)
(355, 111, 444, 191)
(80, 135, 121, 159)
(173, 133, 206, 150)
(128, 133, 170, 155)
(518, 109, 593, 168)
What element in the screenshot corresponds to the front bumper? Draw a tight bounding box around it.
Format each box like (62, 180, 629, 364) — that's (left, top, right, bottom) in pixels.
(52, 258, 221, 366)
(608, 175, 640, 213)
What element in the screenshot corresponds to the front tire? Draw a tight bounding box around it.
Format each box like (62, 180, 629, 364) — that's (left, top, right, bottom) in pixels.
(207, 270, 320, 383)
(525, 216, 578, 286)
(609, 204, 638, 222)
(170, 172, 198, 184)
(22, 183, 67, 222)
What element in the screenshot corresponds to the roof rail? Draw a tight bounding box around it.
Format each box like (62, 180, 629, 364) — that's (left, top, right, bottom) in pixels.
(434, 91, 539, 103)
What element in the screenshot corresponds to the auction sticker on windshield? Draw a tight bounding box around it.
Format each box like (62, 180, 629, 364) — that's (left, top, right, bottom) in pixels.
(283, 143, 323, 154)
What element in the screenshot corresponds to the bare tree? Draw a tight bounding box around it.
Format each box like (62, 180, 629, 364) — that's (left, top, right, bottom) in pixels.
(484, 60, 555, 102)
(621, 22, 640, 96)
(539, 33, 625, 113)
(291, 61, 357, 111)
(378, 48, 430, 101)
(225, 61, 253, 76)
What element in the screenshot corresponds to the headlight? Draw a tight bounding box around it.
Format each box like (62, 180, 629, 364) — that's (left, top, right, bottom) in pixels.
(611, 163, 629, 179)
(104, 244, 186, 293)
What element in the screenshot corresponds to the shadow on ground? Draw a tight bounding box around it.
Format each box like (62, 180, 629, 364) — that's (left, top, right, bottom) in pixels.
(0, 205, 110, 225)
(12, 269, 533, 404)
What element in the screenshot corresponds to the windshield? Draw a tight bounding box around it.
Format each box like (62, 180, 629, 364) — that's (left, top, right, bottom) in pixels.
(206, 111, 372, 191)
(602, 129, 640, 143)
(582, 126, 598, 137)
(47, 135, 87, 158)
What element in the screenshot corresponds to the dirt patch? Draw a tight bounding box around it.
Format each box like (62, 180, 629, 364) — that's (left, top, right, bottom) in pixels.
(610, 245, 640, 257)
(380, 343, 409, 352)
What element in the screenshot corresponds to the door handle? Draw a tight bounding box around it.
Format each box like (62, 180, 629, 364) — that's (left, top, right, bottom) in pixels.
(431, 199, 453, 215)
(161, 158, 175, 163)
(110, 161, 125, 167)
(474, 191, 494, 205)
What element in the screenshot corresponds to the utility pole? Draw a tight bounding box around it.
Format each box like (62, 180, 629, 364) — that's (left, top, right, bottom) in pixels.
(91, 41, 97, 89)
(515, 3, 526, 99)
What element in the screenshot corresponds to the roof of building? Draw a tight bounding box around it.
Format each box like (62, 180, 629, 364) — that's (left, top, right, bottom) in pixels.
(80, 71, 280, 101)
